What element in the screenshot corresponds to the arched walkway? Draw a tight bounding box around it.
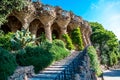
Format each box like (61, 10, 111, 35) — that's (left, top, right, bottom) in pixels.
(51, 23, 60, 39)
(29, 19, 43, 37)
(1, 24, 11, 33)
(37, 27, 45, 37)
(1, 16, 22, 33)
(7, 16, 22, 32)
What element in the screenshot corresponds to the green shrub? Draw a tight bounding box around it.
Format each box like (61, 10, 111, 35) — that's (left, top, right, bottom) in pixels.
(87, 46, 102, 76)
(62, 34, 74, 50)
(0, 30, 4, 36)
(50, 40, 69, 60)
(0, 47, 17, 80)
(52, 39, 65, 48)
(71, 27, 84, 50)
(16, 40, 69, 73)
(101, 54, 108, 65)
(16, 46, 54, 73)
(109, 51, 118, 66)
(0, 32, 13, 51)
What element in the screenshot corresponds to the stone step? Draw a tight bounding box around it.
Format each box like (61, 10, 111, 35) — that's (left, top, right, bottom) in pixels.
(29, 51, 82, 80)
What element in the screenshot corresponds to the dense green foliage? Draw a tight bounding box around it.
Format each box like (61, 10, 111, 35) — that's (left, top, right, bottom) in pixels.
(0, 32, 13, 51)
(71, 27, 84, 50)
(90, 22, 119, 66)
(0, 29, 70, 79)
(62, 34, 74, 50)
(16, 45, 54, 73)
(87, 46, 102, 76)
(0, 48, 17, 80)
(0, 0, 28, 25)
(51, 40, 69, 60)
(16, 40, 69, 73)
(109, 51, 118, 66)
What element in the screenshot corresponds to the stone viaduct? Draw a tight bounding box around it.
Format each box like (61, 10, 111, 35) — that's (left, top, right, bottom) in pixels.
(1, 1, 92, 47)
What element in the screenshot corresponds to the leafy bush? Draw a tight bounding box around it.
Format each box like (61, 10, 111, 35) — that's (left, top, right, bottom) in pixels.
(71, 27, 84, 50)
(0, 32, 13, 51)
(16, 40, 69, 73)
(52, 39, 65, 48)
(0, 30, 4, 36)
(16, 46, 54, 73)
(62, 34, 74, 50)
(50, 40, 69, 60)
(0, 47, 17, 80)
(87, 46, 102, 76)
(109, 51, 118, 66)
(101, 54, 108, 65)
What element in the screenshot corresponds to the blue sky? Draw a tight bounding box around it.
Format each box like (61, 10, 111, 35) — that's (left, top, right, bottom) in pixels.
(35, 0, 120, 40)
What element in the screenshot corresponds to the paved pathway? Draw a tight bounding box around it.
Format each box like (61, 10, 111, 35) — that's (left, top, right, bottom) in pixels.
(103, 69, 120, 80)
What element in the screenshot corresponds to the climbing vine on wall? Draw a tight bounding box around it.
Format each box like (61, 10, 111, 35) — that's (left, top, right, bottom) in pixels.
(71, 27, 84, 50)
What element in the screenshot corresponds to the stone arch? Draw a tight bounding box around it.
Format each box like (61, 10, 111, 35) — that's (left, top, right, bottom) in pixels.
(37, 27, 45, 38)
(1, 24, 11, 33)
(51, 23, 60, 39)
(29, 19, 42, 37)
(7, 16, 22, 32)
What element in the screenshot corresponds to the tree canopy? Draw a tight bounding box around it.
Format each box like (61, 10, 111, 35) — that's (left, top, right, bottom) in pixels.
(90, 22, 119, 66)
(0, 0, 27, 25)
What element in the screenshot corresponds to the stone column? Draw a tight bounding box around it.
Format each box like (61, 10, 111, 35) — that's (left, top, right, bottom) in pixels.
(82, 32, 87, 47)
(59, 26, 67, 39)
(22, 20, 30, 30)
(30, 26, 38, 38)
(87, 32, 91, 45)
(44, 23, 52, 42)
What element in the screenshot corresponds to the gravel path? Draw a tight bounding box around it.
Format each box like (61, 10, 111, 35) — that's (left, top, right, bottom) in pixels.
(103, 69, 120, 80)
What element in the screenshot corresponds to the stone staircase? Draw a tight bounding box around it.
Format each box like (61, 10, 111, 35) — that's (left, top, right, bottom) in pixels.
(29, 49, 94, 80)
(9, 48, 96, 80)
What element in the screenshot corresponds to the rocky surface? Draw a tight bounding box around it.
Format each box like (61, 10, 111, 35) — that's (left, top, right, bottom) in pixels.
(8, 66, 34, 80)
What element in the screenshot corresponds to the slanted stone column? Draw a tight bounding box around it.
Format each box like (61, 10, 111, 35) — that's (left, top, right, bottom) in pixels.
(85, 32, 89, 45)
(81, 23, 87, 47)
(56, 10, 71, 39)
(38, 5, 56, 42)
(81, 20, 92, 47)
(82, 32, 88, 47)
(29, 19, 40, 38)
(22, 21, 30, 30)
(44, 23, 52, 42)
(83, 21, 92, 45)
(88, 26, 92, 45)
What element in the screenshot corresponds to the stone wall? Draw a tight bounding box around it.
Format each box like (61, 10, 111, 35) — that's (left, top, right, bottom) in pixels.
(74, 48, 97, 80)
(8, 66, 34, 80)
(1, 1, 92, 47)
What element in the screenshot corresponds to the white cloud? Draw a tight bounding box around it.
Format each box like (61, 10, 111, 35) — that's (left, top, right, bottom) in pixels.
(89, 0, 120, 40)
